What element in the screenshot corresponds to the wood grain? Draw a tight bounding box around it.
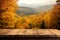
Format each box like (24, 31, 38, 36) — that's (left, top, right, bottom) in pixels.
(38, 29, 54, 35)
(25, 29, 38, 35)
(48, 29, 60, 37)
(0, 29, 11, 35)
(18, 29, 27, 35)
(5, 29, 20, 35)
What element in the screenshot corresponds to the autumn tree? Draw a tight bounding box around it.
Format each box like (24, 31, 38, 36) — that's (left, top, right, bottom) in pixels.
(44, 0, 60, 29)
(15, 16, 30, 29)
(0, 0, 18, 28)
(50, 0, 60, 29)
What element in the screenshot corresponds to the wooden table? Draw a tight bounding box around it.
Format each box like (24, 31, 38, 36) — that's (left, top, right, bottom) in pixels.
(0, 29, 60, 40)
(0, 29, 60, 36)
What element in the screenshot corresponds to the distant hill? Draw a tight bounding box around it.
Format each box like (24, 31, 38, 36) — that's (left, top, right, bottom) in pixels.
(16, 4, 54, 15)
(35, 4, 54, 12)
(16, 6, 37, 15)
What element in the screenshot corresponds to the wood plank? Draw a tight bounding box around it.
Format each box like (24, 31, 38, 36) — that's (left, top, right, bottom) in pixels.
(25, 29, 39, 35)
(38, 29, 54, 35)
(0, 29, 11, 35)
(6, 29, 20, 35)
(48, 29, 60, 37)
(18, 29, 27, 35)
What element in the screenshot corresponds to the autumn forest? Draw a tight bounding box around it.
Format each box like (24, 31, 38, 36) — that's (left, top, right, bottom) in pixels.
(0, 0, 60, 29)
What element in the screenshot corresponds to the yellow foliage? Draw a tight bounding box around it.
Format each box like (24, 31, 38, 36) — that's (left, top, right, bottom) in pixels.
(0, 0, 60, 29)
(0, 0, 18, 28)
(44, 4, 60, 29)
(15, 13, 43, 29)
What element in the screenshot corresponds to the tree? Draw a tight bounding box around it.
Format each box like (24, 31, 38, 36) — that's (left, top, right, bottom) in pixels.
(44, 0, 60, 29)
(0, 0, 18, 28)
(40, 20, 45, 29)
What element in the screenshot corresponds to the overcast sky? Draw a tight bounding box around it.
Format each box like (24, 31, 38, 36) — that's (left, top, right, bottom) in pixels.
(17, 0, 56, 7)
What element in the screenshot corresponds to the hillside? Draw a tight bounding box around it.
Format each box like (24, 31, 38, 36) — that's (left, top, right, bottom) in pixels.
(35, 5, 54, 12)
(16, 6, 37, 15)
(16, 4, 54, 15)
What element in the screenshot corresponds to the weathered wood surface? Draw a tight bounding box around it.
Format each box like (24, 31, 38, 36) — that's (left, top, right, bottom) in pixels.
(0, 29, 60, 37)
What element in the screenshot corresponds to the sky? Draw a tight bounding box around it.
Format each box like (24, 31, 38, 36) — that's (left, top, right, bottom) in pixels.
(17, 0, 56, 7)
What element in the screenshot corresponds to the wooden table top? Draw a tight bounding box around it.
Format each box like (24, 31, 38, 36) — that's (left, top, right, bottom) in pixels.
(0, 29, 60, 37)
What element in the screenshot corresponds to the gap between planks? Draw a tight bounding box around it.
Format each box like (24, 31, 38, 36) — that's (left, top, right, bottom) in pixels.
(5, 29, 27, 35)
(38, 29, 54, 35)
(24, 29, 39, 35)
(48, 29, 60, 37)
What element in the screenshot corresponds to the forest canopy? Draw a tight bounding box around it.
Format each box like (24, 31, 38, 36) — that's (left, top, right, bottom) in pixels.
(0, 0, 60, 29)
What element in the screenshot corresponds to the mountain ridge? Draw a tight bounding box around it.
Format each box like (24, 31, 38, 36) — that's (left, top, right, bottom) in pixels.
(16, 4, 54, 15)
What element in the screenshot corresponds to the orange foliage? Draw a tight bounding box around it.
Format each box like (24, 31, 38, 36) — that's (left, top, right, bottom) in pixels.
(15, 13, 43, 29)
(0, 0, 18, 28)
(44, 4, 60, 29)
(0, 0, 60, 29)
